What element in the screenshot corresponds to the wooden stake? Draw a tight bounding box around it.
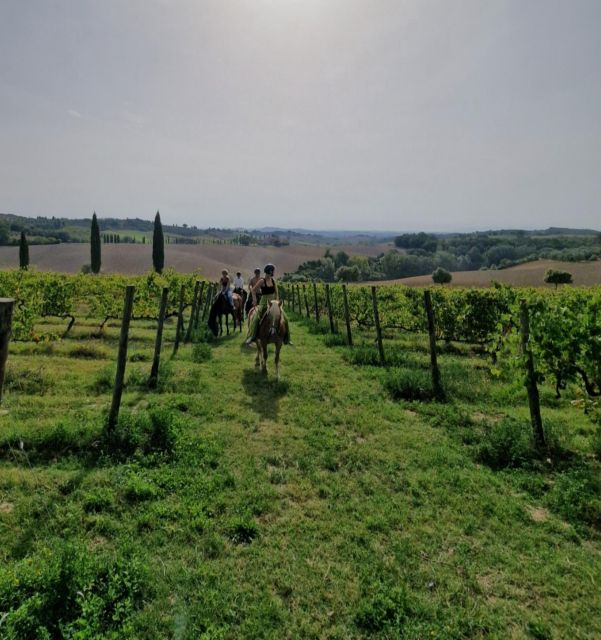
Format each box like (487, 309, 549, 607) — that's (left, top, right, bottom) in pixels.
(303, 285, 310, 319)
(342, 284, 353, 346)
(149, 287, 169, 389)
(313, 282, 320, 323)
(193, 281, 206, 331)
(185, 280, 201, 343)
(371, 286, 385, 365)
(519, 299, 546, 448)
(173, 284, 185, 355)
(325, 284, 336, 333)
(0, 298, 15, 404)
(424, 289, 443, 399)
(108, 286, 135, 432)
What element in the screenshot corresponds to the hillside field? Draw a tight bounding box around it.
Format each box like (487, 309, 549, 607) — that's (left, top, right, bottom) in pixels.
(394, 259, 601, 287)
(0, 242, 391, 279)
(1, 303, 600, 638)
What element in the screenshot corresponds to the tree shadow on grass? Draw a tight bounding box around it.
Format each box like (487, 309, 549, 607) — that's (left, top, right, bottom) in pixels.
(241, 368, 289, 421)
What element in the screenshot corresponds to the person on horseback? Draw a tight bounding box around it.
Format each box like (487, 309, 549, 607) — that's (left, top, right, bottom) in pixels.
(219, 269, 235, 312)
(245, 268, 262, 316)
(233, 271, 244, 296)
(245, 264, 290, 345)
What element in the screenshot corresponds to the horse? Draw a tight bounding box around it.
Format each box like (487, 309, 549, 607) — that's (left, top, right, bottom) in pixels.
(208, 292, 244, 336)
(247, 300, 287, 378)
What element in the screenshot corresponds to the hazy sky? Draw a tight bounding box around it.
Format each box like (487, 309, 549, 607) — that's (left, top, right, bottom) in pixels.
(1, 0, 600, 231)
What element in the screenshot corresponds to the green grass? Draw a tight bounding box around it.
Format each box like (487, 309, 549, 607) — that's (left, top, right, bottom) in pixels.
(0, 314, 600, 637)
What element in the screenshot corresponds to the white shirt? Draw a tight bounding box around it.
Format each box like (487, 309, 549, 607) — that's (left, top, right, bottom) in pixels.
(233, 276, 244, 289)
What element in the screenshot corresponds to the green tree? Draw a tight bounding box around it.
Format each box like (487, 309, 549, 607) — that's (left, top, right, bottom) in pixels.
(152, 210, 165, 274)
(544, 269, 573, 288)
(0, 219, 10, 245)
(19, 231, 29, 270)
(432, 267, 452, 284)
(335, 265, 360, 282)
(334, 250, 350, 268)
(90, 212, 101, 274)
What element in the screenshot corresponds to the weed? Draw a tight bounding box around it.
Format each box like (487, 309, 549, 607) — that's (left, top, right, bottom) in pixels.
(192, 342, 212, 363)
(0, 543, 147, 638)
(477, 418, 537, 469)
(69, 345, 106, 359)
(227, 516, 259, 544)
(384, 368, 435, 401)
(4, 365, 53, 395)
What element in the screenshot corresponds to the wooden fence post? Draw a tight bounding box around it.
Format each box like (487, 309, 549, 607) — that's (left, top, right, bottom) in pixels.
(519, 299, 546, 448)
(185, 281, 201, 343)
(303, 285, 310, 319)
(149, 287, 169, 389)
(423, 289, 444, 399)
(297, 285, 303, 314)
(0, 298, 15, 404)
(342, 284, 353, 347)
(325, 284, 336, 333)
(371, 286, 385, 365)
(313, 282, 320, 324)
(193, 281, 206, 332)
(202, 283, 214, 322)
(108, 286, 135, 432)
(173, 285, 186, 355)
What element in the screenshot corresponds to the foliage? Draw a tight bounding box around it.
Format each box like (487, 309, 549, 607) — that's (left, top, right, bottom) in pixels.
(18, 231, 29, 270)
(544, 269, 573, 288)
(152, 210, 165, 274)
(432, 266, 452, 284)
(0, 543, 147, 638)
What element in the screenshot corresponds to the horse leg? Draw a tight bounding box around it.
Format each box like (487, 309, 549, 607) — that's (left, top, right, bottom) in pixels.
(219, 315, 223, 336)
(255, 341, 261, 368)
(261, 342, 268, 375)
(275, 341, 281, 380)
(226, 314, 230, 336)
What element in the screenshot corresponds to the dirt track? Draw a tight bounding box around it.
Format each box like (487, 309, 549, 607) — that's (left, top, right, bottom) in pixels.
(0, 242, 390, 279)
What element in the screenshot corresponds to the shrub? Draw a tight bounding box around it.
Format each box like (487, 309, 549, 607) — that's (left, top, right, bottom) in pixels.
(355, 585, 413, 633)
(192, 342, 212, 363)
(90, 364, 115, 394)
(0, 419, 97, 462)
(104, 407, 180, 459)
(383, 368, 435, 401)
(227, 516, 259, 544)
(324, 333, 348, 348)
(477, 418, 536, 469)
(545, 467, 601, 530)
(432, 267, 452, 284)
(69, 345, 106, 359)
(4, 365, 53, 395)
(0, 543, 147, 638)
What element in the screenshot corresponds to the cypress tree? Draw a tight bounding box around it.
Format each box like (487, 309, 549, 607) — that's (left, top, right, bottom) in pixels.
(19, 231, 29, 270)
(90, 212, 101, 274)
(153, 210, 164, 273)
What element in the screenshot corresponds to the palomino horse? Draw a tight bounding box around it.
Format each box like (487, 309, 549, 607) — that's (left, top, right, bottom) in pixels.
(247, 300, 287, 378)
(208, 292, 244, 336)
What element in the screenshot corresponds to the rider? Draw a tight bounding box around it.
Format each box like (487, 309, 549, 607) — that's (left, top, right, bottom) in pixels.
(233, 271, 244, 295)
(246, 268, 262, 315)
(219, 269, 235, 312)
(245, 264, 290, 345)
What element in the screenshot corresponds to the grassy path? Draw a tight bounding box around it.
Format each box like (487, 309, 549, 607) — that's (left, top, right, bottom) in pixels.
(1, 317, 600, 638)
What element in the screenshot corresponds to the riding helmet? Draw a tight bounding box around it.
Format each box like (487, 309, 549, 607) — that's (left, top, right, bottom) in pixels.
(264, 264, 275, 275)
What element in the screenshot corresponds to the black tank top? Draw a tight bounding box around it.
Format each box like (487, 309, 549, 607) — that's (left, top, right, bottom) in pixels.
(261, 278, 276, 295)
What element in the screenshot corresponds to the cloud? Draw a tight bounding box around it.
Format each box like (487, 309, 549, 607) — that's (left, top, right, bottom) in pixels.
(67, 109, 82, 118)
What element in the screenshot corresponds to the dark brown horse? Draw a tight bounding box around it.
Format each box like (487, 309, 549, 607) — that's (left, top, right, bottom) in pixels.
(247, 300, 287, 378)
(208, 292, 244, 336)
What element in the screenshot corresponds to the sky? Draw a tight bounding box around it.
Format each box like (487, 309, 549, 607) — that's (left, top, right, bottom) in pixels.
(1, 0, 600, 232)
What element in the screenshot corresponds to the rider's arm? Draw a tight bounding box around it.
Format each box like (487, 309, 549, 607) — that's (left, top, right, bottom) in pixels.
(251, 278, 263, 305)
